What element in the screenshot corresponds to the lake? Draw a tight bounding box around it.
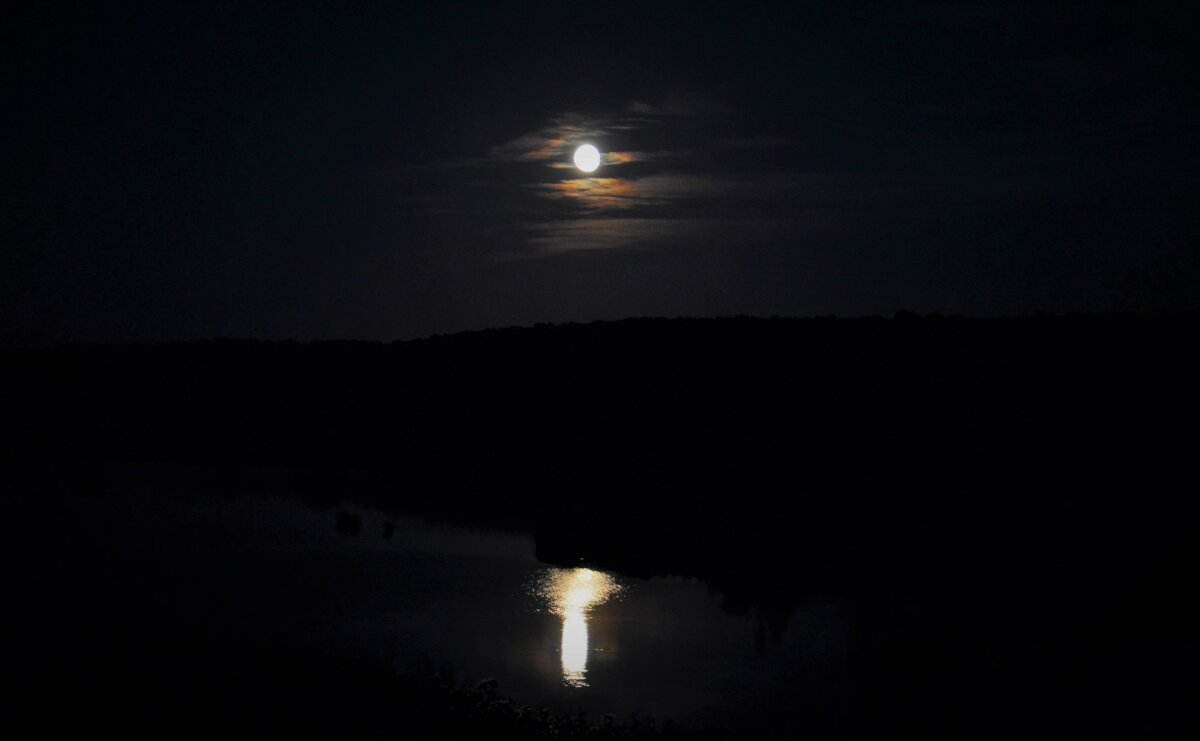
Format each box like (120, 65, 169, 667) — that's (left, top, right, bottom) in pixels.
(14, 464, 854, 735)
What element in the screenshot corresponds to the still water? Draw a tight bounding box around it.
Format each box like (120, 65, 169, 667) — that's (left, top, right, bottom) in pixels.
(27, 470, 853, 732)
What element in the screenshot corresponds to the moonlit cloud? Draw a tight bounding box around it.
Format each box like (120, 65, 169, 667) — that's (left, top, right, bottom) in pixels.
(490, 118, 610, 162)
(526, 218, 714, 252)
(490, 129, 573, 161)
(488, 112, 647, 163)
(603, 151, 638, 165)
(538, 178, 646, 210)
(475, 94, 901, 255)
(625, 94, 733, 117)
(489, 94, 733, 166)
(545, 151, 661, 169)
(526, 215, 841, 254)
(535, 174, 738, 211)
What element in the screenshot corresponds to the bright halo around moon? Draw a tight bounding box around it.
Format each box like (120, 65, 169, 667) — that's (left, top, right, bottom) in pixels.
(573, 144, 601, 173)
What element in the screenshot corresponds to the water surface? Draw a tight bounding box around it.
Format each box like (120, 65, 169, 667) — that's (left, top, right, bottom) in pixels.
(19, 470, 852, 733)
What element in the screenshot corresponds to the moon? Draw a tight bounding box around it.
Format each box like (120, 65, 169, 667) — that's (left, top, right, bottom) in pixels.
(573, 144, 601, 173)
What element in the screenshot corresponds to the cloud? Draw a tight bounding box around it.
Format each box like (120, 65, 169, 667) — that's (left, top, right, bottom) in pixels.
(537, 178, 649, 210)
(490, 94, 730, 164)
(545, 150, 669, 169)
(604, 151, 639, 165)
(484, 98, 909, 254)
(624, 94, 732, 117)
(488, 112, 657, 163)
(526, 218, 714, 252)
(526, 215, 840, 254)
(490, 128, 575, 162)
(534, 173, 735, 212)
(722, 135, 795, 149)
(490, 131, 566, 161)
(488, 115, 617, 162)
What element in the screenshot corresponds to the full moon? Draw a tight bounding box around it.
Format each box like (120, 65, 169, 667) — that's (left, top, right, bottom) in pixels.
(573, 144, 601, 173)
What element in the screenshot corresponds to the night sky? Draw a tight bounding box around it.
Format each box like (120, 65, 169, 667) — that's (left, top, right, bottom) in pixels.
(5, 1, 1196, 345)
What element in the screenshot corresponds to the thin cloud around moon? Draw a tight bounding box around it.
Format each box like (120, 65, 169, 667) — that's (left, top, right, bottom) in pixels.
(478, 96, 905, 256)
